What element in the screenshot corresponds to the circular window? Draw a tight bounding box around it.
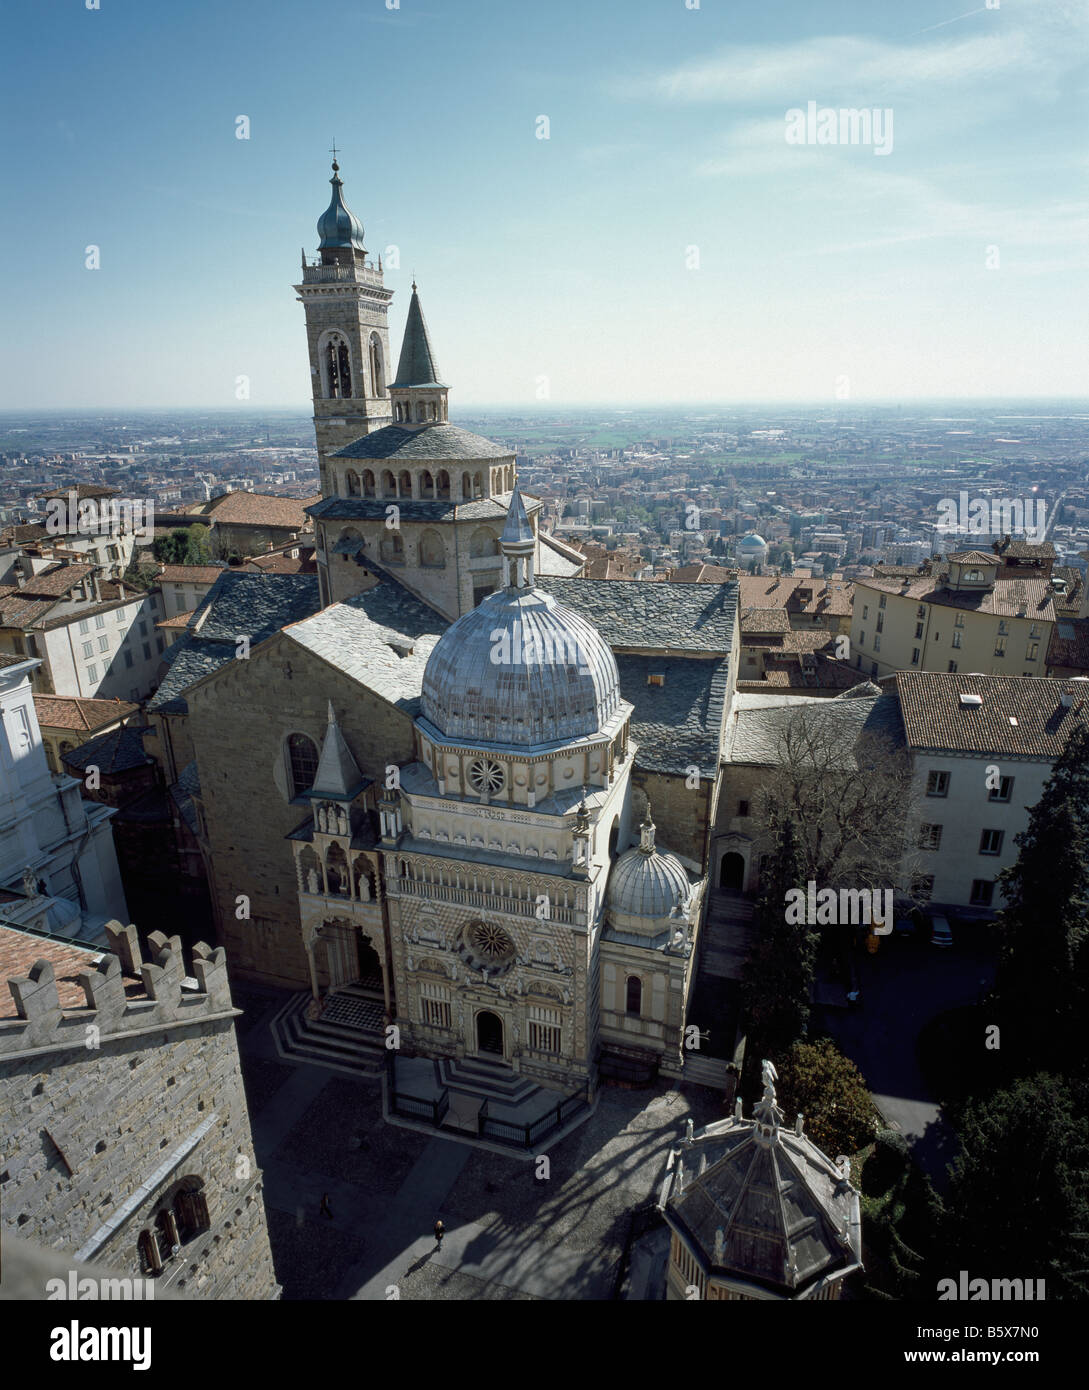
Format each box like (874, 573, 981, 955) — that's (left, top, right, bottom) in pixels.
(468, 758, 504, 795)
(458, 919, 516, 976)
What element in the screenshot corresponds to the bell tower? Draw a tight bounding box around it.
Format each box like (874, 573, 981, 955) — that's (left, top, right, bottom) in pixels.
(295, 156, 393, 494)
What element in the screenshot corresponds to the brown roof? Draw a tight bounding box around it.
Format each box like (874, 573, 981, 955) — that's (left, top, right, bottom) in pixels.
(18, 562, 95, 597)
(241, 552, 316, 574)
(205, 492, 318, 529)
(156, 610, 196, 629)
(33, 694, 139, 733)
(1047, 617, 1089, 675)
(37, 484, 120, 502)
(0, 923, 142, 1019)
(993, 539, 1055, 559)
(0, 523, 48, 544)
(740, 607, 792, 634)
(156, 564, 225, 583)
(666, 563, 737, 584)
(857, 572, 1056, 621)
(895, 672, 1089, 758)
(947, 550, 1000, 564)
(739, 574, 854, 616)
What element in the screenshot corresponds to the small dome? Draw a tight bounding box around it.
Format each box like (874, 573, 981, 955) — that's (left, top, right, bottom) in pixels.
(738, 533, 766, 548)
(317, 162, 366, 251)
(607, 811, 690, 920)
(420, 587, 620, 747)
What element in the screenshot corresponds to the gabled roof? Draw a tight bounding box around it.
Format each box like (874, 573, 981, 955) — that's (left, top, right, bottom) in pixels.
(895, 672, 1089, 758)
(33, 695, 139, 733)
(535, 578, 737, 655)
(947, 550, 1000, 564)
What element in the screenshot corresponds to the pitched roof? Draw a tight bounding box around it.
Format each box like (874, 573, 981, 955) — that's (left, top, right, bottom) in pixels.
(1047, 617, 1089, 674)
(500, 487, 533, 546)
(895, 672, 1089, 758)
(724, 688, 905, 766)
(308, 491, 536, 525)
(202, 492, 319, 528)
(37, 485, 119, 502)
(156, 565, 225, 583)
(615, 654, 731, 779)
(857, 572, 1056, 620)
(666, 563, 737, 584)
(993, 538, 1055, 559)
(33, 695, 139, 733)
(738, 574, 853, 617)
(535, 578, 737, 655)
(740, 607, 792, 634)
(947, 550, 1000, 564)
(390, 285, 446, 388)
(17, 563, 95, 597)
(60, 725, 154, 775)
(312, 702, 366, 797)
(333, 423, 514, 463)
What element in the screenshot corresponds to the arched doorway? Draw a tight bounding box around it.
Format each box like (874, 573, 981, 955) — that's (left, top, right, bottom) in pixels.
(476, 1010, 504, 1056)
(720, 852, 745, 892)
(358, 935, 383, 993)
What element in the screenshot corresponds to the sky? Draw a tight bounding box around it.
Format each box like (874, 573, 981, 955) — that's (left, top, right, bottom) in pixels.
(2, 0, 1087, 410)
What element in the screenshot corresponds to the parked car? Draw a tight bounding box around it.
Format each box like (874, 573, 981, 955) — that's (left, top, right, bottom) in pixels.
(929, 914, 953, 949)
(894, 916, 917, 939)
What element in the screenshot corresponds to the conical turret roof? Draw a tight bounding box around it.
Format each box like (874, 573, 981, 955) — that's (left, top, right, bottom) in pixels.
(391, 284, 447, 388)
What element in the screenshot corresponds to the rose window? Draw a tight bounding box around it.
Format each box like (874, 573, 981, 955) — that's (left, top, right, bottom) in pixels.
(458, 919, 516, 976)
(468, 758, 504, 795)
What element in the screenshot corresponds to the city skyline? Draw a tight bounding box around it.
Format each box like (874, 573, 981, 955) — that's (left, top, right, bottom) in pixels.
(4, 0, 1087, 410)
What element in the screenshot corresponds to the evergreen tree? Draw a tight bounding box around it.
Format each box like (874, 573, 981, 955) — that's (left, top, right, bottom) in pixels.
(993, 722, 1089, 1071)
(939, 1073, 1089, 1300)
(740, 815, 816, 1061)
(183, 523, 212, 565)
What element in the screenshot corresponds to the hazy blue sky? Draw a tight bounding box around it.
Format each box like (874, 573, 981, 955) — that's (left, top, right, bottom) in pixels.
(3, 0, 1086, 409)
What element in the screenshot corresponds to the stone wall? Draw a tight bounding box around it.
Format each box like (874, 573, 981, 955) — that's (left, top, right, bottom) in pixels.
(0, 925, 279, 1300)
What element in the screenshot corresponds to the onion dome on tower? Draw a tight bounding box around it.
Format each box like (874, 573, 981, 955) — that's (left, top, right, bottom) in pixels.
(316, 159, 367, 253)
(418, 487, 621, 747)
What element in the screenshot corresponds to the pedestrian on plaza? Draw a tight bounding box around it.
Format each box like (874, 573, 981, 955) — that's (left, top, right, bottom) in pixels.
(320, 1192, 333, 1220)
(434, 1218, 445, 1246)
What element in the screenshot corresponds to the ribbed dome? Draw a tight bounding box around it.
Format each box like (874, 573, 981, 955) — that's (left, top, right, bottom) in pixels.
(317, 163, 366, 251)
(420, 587, 620, 747)
(607, 815, 691, 920)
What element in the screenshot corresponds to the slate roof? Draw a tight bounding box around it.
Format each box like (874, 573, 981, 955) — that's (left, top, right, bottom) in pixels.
(993, 539, 1055, 560)
(895, 672, 1089, 758)
(333, 423, 514, 463)
(308, 493, 535, 525)
(61, 725, 154, 776)
(390, 286, 447, 388)
(724, 688, 905, 767)
(535, 578, 737, 655)
(615, 654, 731, 778)
(147, 572, 320, 714)
(169, 760, 201, 836)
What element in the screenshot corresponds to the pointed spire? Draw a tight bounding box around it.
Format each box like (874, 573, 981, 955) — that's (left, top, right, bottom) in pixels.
(639, 802, 656, 855)
(500, 486, 534, 547)
(311, 703, 364, 799)
(501, 486, 536, 591)
(391, 283, 446, 388)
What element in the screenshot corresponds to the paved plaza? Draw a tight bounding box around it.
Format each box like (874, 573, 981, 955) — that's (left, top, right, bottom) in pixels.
(233, 986, 721, 1300)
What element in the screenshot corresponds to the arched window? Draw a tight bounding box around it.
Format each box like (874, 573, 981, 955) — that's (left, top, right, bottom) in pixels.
(174, 1181, 210, 1242)
(398, 470, 412, 497)
(462, 473, 472, 500)
(626, 976, 643, 1016)
(394, 402, 402, 422)
(287, 733, 319, 798)
(436, 470, 451, 500)
(326, 843, 349, 896)
(381, 469, 396, 497)
(470, 527, 499, 559)
(345, 469, 361, 497)
(473, 471, 484, 499)
(362, 469, 376, 497)
(420, 470, 435, 499)
(324, 335, 352, 399)
(369, 334, 384, 395)
(419, 530, 445, 568)
(429, 402, 437, 420)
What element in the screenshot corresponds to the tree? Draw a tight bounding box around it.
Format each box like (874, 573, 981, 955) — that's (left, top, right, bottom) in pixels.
(993, 723, 1089, 1072)
(153, 528, 191, 565)
(773, 1038, 878, 1155)
(184, 524, 211, 565)
(740, 817, 816, 1061)
(938, 1073, 1089, 1300)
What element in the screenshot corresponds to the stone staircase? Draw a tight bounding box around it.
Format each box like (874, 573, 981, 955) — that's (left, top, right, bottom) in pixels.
(682, 1052, 731, 1091)
(269, 988, 386, 1078)
(437, 1055, 541, 1108)
(699, 891, 756, 980)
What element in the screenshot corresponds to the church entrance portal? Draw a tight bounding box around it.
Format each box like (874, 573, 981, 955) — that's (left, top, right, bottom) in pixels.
(476, 1010, 504, 1056)
(720, 852, 745, 892)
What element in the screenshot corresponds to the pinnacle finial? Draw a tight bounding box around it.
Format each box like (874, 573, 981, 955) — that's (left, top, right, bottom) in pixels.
(327, 699, 337, 724)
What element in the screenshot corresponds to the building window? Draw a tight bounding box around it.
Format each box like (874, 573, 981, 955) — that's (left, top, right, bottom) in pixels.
(95, 614, 105, 629)
(994, 636, 1007, 657)
(911, 647, 920, 664)
(82, 641, 94, 659)
(870, 662, 878, 678)
(1029, 624, 1041, 640)
(156, 635, 165, 653)
(919, 823, 943, 850)
(626, 976, 643, 1016)
(529, 1015, 562, 1054)
(98, 635, 109, 652)
(926, 771, 950, 797)
(287, 733, 319, 797)
(952, 630, 962, 649)
(879, 594, 887, 609)
(79, 619, 90, 635)
(917, 605, 926, 618)
(859, 631, 866, 647)
(139, 620, 148, 637)
(947, 660, 958, 673)
(954, 613, 965, 627)
(142, 642, 151, 660)
(1026, 642, 1039, 661)
(174, 1184, 210, 1242)
(874, 635, 881, 652)
(970, 879, 995, 907)
(116, 608, 126, 622)
(86, 664, 98, 683)
(862, 604, 869, 620)
(989, 775, 1014, 802)
(138, 1229, 163, 1277)
(979, 828, 1004, 855)
(876, 612, 884, 633)
(738, 799, 750, 817)
(997, 620, 1008, 635)
(915, 622, 924, 639)
(124, 649, 134, 668)
(421, 983, 451, 1030)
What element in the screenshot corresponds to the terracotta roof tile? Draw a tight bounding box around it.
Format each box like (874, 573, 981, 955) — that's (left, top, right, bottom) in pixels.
(33, 695, 139, 732)
(895, 672, 1089, 757)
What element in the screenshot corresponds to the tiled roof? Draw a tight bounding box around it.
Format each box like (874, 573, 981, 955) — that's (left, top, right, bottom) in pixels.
(204, 492, 319, 528)
(1047, 617, 1089, 674)
(156, 610, 196, 629)
(61, 725, 153, 775)
(1, 523, 48, 543)
(18, 563, 95, 597)
(994, 539, 1055, 559)
(666, 563, 737, 584)
(615, 654, 731, 778)
(0, 923, 105, 1017)
(738, 575, 853, 616)
(895, 672, 1089, 757)
(334, 423, 514, 462)
(308, 493, 539, 525)
(741, 607, 792, 634)
(535, 578, 737, 655)
(856, 572, 1056, 620)
(0, 595, 59, 628)
(33, 695, 139, 733)
(38, 485, 119, 502)
(148, 572, 320, 714)
(725, 688, 905, 767)
(241, 552, 315, 574)
(156, 565, 225, 583)
(947, 550, 1000, 564)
